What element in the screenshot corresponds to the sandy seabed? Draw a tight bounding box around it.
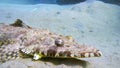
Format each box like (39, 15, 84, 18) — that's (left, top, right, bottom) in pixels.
(0, 1, 120, 68)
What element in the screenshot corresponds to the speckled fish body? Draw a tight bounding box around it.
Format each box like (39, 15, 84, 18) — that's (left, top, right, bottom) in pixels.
(0, 24, 102, 62)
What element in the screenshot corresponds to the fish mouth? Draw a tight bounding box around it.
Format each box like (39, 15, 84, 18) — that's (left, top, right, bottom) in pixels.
(53, 50, 102, 58)
(33, 50, 102, 60)
(75, 50, 102, 58)
(20, 45, 102, 60)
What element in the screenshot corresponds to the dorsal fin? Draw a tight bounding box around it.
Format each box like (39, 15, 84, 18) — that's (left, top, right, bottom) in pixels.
(10, 19, 31, 28)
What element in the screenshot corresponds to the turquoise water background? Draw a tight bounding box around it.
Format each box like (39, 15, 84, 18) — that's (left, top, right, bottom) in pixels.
(0, 0, 56, 4)
(0, 0, 119, 5)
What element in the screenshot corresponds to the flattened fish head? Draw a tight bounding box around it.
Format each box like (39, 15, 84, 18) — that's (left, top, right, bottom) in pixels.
(32, 34, 102, 60)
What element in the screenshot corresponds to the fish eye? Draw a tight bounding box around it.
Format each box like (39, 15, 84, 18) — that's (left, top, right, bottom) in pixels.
(55, 38, 64, 46)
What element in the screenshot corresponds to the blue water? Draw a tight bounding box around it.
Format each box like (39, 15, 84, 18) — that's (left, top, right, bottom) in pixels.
(0, 0, 87, 5)
(0, 0, 57, 4)
(0, 0, 119, 5)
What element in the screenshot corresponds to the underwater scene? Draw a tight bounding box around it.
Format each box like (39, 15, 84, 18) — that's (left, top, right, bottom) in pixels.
(0, 0, 120, 68)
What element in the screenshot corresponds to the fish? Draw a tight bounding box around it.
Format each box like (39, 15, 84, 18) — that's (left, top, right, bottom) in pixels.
(0, 19, 102, 62)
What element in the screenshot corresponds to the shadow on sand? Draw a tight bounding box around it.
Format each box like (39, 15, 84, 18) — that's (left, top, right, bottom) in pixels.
(41, 58, 90, 68)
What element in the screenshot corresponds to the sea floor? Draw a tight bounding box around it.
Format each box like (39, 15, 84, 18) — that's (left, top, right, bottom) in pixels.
(0, 1, 120, 68)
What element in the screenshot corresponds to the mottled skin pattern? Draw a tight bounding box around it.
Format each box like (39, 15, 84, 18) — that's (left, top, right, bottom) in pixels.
(0, 22, 102, 62)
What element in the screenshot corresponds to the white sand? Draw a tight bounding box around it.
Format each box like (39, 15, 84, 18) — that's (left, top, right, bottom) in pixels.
(0, 1, 120, 68)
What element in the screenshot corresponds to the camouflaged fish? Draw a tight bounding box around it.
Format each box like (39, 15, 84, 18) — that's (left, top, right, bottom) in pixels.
(0, 19, 102, 62)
